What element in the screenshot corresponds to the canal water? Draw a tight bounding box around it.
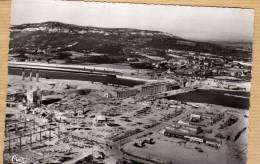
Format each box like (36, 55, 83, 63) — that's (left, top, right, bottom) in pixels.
(167, 89, 250, 109)
(9, 68, 250, 109)
(8, 68, 144, 87)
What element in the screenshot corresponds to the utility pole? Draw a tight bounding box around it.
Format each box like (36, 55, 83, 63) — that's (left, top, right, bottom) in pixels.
(22, 121, 26, 136)
(19, 134, 22, 149)
(33, 119, 35, 130)
(36, 70, 39, 82)
(22, 69, 25, 80)
(49, 125, 51, 140)
(30, 131, 32, 148)
(29, 70, 33, 81)
(58, 125, 60, 138)
(40, 126, 42, 142)
(8, 136, 11, 154)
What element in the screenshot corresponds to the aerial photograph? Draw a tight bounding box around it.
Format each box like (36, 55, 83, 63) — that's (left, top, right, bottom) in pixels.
(4, 0, 254, 164)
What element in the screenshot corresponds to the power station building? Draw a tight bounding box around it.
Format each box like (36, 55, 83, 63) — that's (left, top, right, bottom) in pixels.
(140, 82, 179, 96)
(115, 89, 139, 99)
(114, 81, 180, 99)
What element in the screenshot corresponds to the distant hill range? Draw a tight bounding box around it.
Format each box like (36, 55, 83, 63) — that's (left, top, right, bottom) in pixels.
(9, 21, 252, 64)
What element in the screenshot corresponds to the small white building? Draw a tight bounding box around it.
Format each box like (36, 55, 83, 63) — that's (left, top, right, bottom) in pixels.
(93, 115, 107, 126)
(190, 114, 201, 122)
(103, 92, 113, 98)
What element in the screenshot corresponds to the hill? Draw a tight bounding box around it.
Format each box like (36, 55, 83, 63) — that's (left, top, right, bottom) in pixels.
(9, 21, 252, 64)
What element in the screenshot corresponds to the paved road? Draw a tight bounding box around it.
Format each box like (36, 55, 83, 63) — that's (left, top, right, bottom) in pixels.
(111, 107, 193, 163)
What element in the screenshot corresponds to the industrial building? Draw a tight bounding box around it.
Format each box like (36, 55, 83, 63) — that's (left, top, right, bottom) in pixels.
(115, 88, 139, 99)
(163, 126, 221, 148)
(141, 83, 167, 96)
(26, 89, 42, 107)
(113, 81, 180, 99)
(140, 82, 179, 96)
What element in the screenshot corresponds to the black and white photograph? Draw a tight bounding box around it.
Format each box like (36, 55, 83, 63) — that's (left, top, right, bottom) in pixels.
(4, 0, 254, 163)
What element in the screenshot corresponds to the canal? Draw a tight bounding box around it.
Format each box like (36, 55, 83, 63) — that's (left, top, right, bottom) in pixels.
(8, 68, 144, 87)
(167, 89, 250, 109)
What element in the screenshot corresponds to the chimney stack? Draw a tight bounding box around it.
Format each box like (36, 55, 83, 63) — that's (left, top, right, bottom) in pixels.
(29, 70, 32, 81)
(22, 69, 25, 80)
(36, 71, 39, 82)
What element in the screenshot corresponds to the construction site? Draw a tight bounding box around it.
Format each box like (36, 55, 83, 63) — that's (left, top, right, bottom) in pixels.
(3, 66, 249, 164)
(3, 1, 253, 163)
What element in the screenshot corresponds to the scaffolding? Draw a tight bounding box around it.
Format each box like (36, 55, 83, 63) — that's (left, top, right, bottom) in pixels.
(4, 118, 60, 154)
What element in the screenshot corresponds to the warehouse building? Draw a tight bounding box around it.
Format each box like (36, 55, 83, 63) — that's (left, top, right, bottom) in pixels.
(115, 88, 139, 99)
(163, 126, 221, 148)
(140, 82, 179, 96)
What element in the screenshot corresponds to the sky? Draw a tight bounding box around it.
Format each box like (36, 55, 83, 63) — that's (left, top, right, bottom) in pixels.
(11, 0, 255, 42)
